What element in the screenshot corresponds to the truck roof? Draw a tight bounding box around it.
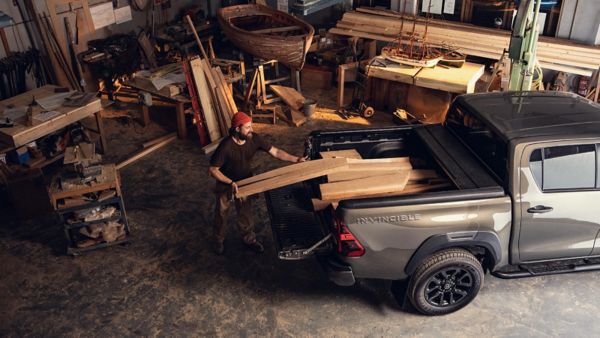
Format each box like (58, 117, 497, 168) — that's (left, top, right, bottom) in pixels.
(456, 91, 600, 141)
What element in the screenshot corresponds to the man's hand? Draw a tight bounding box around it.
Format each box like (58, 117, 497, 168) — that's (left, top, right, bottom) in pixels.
(230, 181, 239, 195)
(296, 156, 307, 163)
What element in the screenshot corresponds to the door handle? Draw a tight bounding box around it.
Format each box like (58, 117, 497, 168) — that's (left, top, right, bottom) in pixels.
(527, 205, 554, 214)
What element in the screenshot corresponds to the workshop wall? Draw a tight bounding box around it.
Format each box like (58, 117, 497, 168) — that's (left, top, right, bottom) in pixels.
(0, 2, 33, 58)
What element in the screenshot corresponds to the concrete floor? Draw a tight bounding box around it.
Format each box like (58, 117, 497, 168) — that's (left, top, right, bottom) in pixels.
(1, 87, 600, 337)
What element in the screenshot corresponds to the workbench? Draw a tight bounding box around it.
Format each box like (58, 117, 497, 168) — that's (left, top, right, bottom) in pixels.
(366, 57, 485, 94)
(0, 85, 107, 160)
(124, 77, 191, 140)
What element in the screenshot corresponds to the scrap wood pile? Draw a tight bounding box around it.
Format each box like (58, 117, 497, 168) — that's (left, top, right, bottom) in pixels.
(233, 148, 451, 210)
(330, 7, 600, 76)
(185, 57, 238, 153)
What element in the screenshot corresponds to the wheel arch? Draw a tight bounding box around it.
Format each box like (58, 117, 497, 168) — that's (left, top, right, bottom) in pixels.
(404, 231, 502, 276)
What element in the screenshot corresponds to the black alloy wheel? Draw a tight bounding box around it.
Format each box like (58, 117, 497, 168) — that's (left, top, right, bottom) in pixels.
(406, 248, 484, 315)
(424, 266, 475, 307)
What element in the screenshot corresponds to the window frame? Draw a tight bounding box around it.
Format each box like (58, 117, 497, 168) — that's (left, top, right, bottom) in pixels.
(528, 143, 599, 193)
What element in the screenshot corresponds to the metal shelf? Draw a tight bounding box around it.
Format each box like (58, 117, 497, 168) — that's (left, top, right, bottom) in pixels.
(57, 196, 122, 214)
(67, 237, 131, 256)
(64, 214, 123, 230)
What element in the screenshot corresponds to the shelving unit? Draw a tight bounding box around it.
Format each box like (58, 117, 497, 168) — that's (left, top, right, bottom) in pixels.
(48, 164, 131, 255)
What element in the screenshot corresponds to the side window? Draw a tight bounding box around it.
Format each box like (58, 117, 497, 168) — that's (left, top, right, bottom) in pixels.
(529, 144, 597, 191)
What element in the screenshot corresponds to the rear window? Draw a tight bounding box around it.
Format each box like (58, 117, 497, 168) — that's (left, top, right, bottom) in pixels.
(446, 105, 508, 182)
(529, 144, 597, 191)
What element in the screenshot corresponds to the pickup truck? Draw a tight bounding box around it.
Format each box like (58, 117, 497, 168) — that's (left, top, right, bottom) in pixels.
(265, 91, 600, 315)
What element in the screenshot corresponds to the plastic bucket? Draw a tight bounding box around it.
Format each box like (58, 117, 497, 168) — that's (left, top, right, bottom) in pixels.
(303, 99, 317, 117)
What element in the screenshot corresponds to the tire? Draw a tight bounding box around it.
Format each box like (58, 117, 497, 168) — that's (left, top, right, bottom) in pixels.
(362, 107, 375, 118)
(407, 248, 484, 315)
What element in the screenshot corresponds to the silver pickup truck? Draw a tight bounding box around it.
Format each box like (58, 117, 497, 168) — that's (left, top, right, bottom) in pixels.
(265, 91, 600, 315)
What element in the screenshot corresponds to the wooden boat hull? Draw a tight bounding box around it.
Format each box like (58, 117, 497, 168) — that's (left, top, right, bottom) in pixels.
(218, 4, 314, 70)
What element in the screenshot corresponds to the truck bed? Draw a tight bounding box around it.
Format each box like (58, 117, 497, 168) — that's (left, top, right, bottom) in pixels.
(265, 124, 504, 259)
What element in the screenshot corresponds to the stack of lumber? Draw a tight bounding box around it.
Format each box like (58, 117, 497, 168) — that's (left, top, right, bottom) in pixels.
(269, 85, 308, 127)
(190, 58, 239, 149)
(235, 158, 349, 198)
(312, 150, 452, 210)
(329, 7, 600, 76)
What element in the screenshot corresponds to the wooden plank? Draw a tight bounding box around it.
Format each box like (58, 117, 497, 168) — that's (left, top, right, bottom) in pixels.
(116, 135, 177, 170)
(328, 168, 438, 183)
(320, 149, 362, 159)
(142, 132, 178, 148)
(338, 62, 359, 108)
(332, 10, 600, 75)
(184, 15, 209, 59)
(200, 59, 229, 132)
(319, 171, 411, 200)
(235, 158, 349, 198)
(190, 58, 221, 141)
(414, 63, 485, 94)
(237, 158, 348, 187)
(347, 157, 411, 164)
(289, 109, 307, 127)
(313, 182, 452, 211)
(202, 137, 223, 156)
(328, 169, 401, 182)
(211, 67, 236, 119)
(216, 68, 239, 114)
(270, 85, 306, 110)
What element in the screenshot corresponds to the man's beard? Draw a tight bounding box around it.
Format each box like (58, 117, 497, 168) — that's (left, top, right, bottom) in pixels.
(235, 130, 252, 140)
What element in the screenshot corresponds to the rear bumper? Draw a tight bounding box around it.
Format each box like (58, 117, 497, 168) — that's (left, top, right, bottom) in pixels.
(318, 255, 356, 286)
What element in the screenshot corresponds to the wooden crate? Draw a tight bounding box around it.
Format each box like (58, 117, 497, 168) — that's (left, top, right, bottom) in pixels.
(301, 65, 333, 90)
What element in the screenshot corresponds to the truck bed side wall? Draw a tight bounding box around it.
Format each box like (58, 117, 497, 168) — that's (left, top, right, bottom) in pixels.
(338, 195, 512, 280)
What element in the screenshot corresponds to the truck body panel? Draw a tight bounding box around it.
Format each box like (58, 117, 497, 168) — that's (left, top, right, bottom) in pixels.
(264, 91, 600, 310)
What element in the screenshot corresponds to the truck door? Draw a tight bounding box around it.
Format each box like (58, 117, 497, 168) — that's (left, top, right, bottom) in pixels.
(518, 142, 600, 261)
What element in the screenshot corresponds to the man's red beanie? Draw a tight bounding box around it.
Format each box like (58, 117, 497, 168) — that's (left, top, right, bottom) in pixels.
(231, 111, 252, 128)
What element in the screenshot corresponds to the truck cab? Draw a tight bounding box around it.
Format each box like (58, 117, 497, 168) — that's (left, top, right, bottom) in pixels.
(265, 91, 600, 315)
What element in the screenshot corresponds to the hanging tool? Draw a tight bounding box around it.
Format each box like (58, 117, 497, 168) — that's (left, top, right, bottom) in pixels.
(64, 17, 86, 91)
(508, 0, 542, 91)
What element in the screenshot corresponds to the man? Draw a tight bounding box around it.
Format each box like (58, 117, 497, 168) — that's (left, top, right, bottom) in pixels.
(208, 112, 306, 255)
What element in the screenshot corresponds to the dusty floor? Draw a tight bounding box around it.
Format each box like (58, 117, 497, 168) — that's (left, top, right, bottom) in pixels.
(1, 87, 600, 337)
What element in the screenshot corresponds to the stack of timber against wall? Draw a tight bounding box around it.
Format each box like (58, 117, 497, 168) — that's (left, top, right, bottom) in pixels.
(330, 7, 600, 76)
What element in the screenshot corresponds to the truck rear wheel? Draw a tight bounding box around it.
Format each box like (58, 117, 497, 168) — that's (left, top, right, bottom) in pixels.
(407, 248, 483, 315)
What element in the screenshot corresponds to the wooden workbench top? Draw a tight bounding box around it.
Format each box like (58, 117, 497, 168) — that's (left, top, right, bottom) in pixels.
(0, 85, 101, 148)
(414, 62, 485, 94)
(366, 57, 485, 94)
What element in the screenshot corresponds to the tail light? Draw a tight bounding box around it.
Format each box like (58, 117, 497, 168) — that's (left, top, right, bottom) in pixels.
(333, 214, 365, 257)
